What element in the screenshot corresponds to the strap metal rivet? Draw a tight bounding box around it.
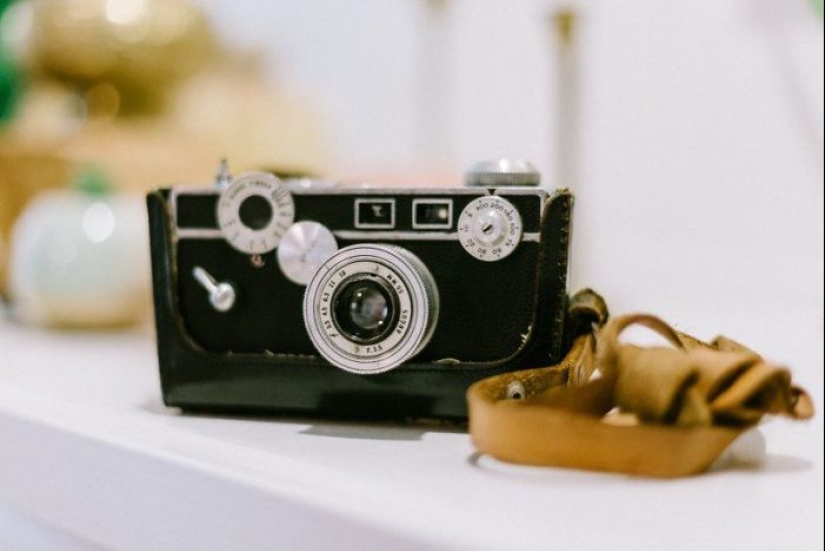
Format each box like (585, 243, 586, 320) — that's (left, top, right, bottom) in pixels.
(506, 381, 526, 400)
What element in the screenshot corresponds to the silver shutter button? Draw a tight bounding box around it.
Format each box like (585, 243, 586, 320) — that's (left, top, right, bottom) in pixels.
(464, 159, 541, 187)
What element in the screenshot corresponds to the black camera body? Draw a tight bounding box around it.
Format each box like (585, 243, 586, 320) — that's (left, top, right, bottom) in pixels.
(148, 161, 573, 420)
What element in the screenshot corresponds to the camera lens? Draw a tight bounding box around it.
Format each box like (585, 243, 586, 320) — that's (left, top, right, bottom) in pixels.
(304, 245, 439, 375)
(333, 278, 396, 343)
(238, 195, 273, 230)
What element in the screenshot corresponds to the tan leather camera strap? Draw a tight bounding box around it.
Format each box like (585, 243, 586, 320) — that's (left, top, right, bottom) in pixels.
(467, 290, 814, 477)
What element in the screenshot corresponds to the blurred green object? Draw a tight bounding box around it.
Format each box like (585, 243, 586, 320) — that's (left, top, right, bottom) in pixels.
(74, 166, 113, 197)
(815, 0, 824, 19)
(0, 54, 20, 125)
(0, 0, 22, 125)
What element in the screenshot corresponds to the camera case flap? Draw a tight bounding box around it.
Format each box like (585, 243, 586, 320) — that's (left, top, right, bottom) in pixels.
(148, 167, 573, 420)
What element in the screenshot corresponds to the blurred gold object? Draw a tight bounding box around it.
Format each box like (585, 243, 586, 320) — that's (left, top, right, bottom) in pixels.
(171, 64, 330, 176)
(0, 0, 330, 328)
(16, 0, 218, 113)
(0, 0, 330, 297)
(0, 0, 329, 191)
(0, 80, 85, 147)
(84, 82, 121, 120)
(0, 148, 72, 293)
(38, 68, 329, 192)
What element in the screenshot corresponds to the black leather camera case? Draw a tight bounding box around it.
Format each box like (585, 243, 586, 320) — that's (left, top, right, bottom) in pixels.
(147, 186, 572, 420)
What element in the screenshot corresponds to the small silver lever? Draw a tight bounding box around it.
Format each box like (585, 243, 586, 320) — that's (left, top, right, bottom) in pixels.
(214, 158, 232, 189)
(192, 266, 236, 313)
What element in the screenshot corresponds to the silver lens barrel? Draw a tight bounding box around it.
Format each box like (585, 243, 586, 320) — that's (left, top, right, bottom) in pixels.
(303, 245, 439, 375)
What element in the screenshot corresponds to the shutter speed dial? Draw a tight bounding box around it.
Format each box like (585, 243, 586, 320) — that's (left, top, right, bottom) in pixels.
(217, 172, 295, 255)
(458, 196, 523, 261)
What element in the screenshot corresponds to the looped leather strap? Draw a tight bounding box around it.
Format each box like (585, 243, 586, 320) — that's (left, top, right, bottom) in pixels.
(467, 290, 814, 477)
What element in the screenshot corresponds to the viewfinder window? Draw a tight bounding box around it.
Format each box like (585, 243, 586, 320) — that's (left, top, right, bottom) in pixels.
(355, 199, 395, 229)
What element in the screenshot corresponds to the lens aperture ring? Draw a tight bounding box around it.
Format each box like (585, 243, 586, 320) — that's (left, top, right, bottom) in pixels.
(303, 244, 439, 375)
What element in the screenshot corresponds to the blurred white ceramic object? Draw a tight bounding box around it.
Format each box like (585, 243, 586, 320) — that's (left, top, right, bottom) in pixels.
(8, 189, 151, 328)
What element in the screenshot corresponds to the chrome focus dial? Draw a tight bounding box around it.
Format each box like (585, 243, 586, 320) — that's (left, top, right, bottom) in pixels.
(217, 172, 295, 254)
(458, 196, 523, 261)
(277, 221, 339, 285)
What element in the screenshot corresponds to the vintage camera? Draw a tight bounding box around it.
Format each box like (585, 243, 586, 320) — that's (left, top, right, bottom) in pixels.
(147, 159, 573, 420)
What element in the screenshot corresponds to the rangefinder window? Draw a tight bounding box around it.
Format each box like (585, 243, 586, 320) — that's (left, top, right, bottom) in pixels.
(412, 199, 453, 229)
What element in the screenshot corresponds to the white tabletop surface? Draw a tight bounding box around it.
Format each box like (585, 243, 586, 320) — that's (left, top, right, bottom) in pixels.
(0, 302, 822, 551)
(1, 157, 824, 550)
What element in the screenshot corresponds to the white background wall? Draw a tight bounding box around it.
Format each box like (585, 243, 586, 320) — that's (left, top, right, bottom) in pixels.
(195, 0, 823, 175)
(195, 0, 824, 326)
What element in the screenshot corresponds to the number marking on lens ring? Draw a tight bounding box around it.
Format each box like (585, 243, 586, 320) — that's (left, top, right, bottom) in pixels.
(217, 172, 295, 254)
(457, 196, 522, 261)
(304, 245, 438, 375)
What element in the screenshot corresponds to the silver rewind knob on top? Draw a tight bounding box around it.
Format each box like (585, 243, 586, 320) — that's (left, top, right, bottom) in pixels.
(464, 159, 541, 188)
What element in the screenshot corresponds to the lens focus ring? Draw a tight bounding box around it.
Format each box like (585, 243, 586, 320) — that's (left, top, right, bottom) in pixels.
(303, 245, 439, 375)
